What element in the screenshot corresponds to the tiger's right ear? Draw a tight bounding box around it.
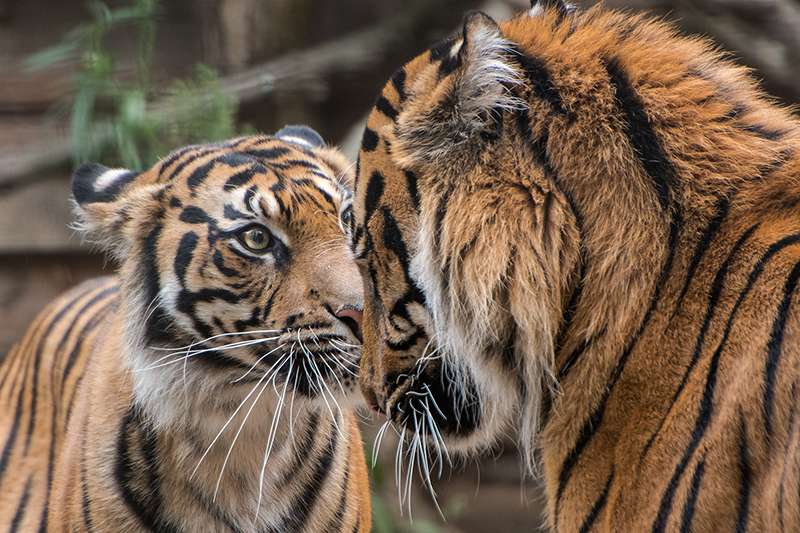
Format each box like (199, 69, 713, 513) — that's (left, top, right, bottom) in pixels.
(529, 0, 572, 18)
(72, 162, 144, 259)
(393, 12, 524, 169)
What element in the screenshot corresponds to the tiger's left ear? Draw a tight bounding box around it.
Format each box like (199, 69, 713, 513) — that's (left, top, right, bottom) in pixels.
(72, 162, 159, 260)
(394, 12, 523, 168)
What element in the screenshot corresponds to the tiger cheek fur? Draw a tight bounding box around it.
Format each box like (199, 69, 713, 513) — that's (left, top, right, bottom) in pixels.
(354, 1, 800, 532)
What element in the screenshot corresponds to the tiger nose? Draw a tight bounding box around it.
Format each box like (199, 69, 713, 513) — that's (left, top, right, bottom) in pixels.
(335, 306, 363, 342)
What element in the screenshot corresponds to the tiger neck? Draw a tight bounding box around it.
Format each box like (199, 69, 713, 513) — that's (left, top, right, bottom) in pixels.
(108, 381, 351, 530)
(97, 312, 353, 530)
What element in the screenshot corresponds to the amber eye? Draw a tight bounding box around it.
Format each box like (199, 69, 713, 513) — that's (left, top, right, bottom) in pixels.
(237, 225, 273, 253)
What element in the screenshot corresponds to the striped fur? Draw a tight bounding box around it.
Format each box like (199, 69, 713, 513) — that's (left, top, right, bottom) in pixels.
(353, 3, 800, 531)
(1, 131, 370, 532)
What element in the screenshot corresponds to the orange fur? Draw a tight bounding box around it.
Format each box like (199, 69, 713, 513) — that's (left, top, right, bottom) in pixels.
(353, 4, 800, 531)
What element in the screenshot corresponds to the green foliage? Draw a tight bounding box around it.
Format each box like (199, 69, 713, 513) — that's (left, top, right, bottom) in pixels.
(28, 0, 242, 169)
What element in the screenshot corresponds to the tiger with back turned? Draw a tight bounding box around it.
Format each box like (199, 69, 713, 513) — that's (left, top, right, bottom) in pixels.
(0, 126, 370, 532)
(352, 1, 800, 531)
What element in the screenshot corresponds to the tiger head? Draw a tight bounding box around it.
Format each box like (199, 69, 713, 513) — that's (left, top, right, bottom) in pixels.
(352, 9, 567, 461)
(73, 127, 363, 428)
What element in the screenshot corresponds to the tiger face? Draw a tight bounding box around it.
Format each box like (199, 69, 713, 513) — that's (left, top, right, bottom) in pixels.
(353, 7, 590, 465)
(73, 127, 364, 427)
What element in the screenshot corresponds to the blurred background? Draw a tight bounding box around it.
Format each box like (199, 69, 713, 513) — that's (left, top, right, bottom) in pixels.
(1, 0, 798, 530)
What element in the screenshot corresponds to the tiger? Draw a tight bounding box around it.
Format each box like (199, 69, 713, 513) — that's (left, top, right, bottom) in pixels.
(0, 126, 371, 532)
(351, 1, 800, 531)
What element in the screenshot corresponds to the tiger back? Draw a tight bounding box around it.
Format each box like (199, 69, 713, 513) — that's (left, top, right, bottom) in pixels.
(1, 127, 371, 532)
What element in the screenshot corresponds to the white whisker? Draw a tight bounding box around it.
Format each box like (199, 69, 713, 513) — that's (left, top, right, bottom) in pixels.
(191, 352, 291, 480)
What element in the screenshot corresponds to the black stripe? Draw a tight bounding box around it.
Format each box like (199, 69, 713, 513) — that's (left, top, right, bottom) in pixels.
(375, 96, 399, 121)
(43, 289, 118, 533)
(0, 281, 92, 484)
(268, 419, 339, 532)
(404, 170, 420, 214)
(555, 212, 681, 522)
(433, 181, 456, 260)
(224, 166, 259, 190)
(778, 382, 798, 532)
(166, 148, 216, 182)
(213, 250, 239, 277)
(605, 57, 676, 212)
(63, 295, 119, 422)
(679, 455, 706, 532)
(672, 197, 731, 318)
(763, 260, 800, 438)
(179, 205, 214, 225)
(158, 145, 195, 175)
(185, 158, 218, 191)
(244, 147, 291, 160)
(10, 476, 32, 533)
(363, 171, 384, 225)
(736, 410, 751, 533)
(361, 128, 379, 152)
(323, 453, 351, 532)
(174, 232, 199, 286)
(115, 407, 181, 533)
(651, 232, 800, 532)
(640, 224, 757, 463)
(509, 49, 568, 116)
(25, 284, 113, 453)
(275, 412, 320, 490)
(516, 105, 589, 381)
(81, 442, 95, 532)
(141, 210, 170, 344)
(183, 477, 243, 532)
(577, 469, 614, 533)
(391, 68, 406, 101)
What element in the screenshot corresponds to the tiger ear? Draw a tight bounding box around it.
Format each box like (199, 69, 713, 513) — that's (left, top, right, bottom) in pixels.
(72, 162, 149, 259)
(529, 0, 574, 19)
(275, 124, 326, 149)
(394, 11, 523, 168)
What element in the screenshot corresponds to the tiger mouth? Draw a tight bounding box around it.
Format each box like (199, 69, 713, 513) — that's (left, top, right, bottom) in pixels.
(384, 360, 482, 438)
(267, 330, 360, 399)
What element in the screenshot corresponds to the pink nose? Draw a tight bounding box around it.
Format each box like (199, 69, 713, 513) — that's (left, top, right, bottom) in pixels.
(335, 307, 363, 341)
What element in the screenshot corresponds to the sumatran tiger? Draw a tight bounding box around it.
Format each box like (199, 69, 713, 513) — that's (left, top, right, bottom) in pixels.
(0, 127, 371, 532)
(352, 1, 800, 531)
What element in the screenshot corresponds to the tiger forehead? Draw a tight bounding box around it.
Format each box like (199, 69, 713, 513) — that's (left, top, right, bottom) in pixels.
(155, 138, 345, 218)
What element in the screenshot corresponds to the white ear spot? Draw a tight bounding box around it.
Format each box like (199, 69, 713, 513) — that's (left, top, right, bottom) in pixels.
(94, 168, 135, 192)
(529, 3, 544, 16)
(278, 135, 313, 149)
(449, 39, 464, 57)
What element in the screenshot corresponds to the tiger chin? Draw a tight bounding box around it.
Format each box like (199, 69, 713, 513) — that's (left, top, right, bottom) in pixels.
(354, 0, 800, 531)
(0, 127, 371, 532)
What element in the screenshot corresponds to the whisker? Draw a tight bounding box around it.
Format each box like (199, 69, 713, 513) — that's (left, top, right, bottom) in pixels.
(230, 344, 286, 384)
(191, 352, 291, 480)
(255, 358, 293, 522)
(372, 420, 391, 468)
(150, 328, 283, 351)
(138, 336, 281, 372)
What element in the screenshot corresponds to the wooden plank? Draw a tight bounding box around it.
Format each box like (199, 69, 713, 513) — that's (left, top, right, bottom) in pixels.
(0, 172, 84, 252)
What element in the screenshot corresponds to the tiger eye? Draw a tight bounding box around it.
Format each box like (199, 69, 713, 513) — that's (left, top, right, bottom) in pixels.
(239, 226, 273, 252)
